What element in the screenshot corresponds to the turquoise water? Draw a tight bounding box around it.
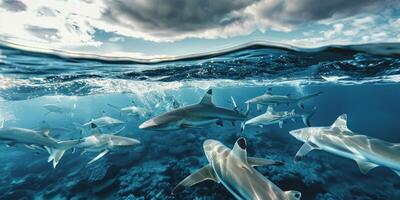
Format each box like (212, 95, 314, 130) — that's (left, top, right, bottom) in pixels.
(0, 43, 400, 199)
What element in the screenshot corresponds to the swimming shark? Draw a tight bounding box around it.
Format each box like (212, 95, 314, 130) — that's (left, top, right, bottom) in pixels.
(43, 103, 76, 116)
(289, 114, 400, 176)
(242, 106, 316, 132)
(107, 103, 149, 117)
(74, 114, 125, 134)
(245, 90, 322, 110)
(0, 127, 80, 168)
(173, 138, 301, 200)
(75, 128, 140, 164)
(139, 89, 248, 131)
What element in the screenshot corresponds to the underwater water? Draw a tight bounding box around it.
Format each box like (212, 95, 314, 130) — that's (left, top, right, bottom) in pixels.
(0, 42, 400, 200)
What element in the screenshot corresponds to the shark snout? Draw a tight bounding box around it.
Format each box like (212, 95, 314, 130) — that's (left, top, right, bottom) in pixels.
(139, 119, 157, 129)
(289, 128, 309, 142)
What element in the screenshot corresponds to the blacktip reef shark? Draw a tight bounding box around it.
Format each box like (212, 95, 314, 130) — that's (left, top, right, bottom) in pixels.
(139, 89, 249, 131)
(107, 103, 149, 118)
(289, 114, 400, 176)
(242, 106, 316, 132)
(173, 138, 301, 200)
(43, 103, 76, 116)
(0, 126, 80, 168)
(75, 127, 140, 164)
(74, 113, 125, 134)
(245, 89, 322, 110)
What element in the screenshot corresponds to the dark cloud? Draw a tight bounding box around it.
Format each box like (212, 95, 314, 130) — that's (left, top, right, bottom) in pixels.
(1, 0, 26, 12)
(258, 0, 394, 25)
(102, 0, 256, 34)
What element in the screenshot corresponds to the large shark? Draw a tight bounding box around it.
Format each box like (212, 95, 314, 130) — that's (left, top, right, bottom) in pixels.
(245, 90, 322, 110)
(139, 89, 248, 131)
(75, 130, 140, 164)
(242, 106, 316, 132)
(0, 127, 80, 168)
(289, 114, 400, 176)
(173, 138, 301, 200)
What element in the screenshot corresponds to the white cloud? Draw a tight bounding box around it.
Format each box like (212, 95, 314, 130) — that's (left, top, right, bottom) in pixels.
(323, 23, 344, 38)
(108, 36, 125, 42)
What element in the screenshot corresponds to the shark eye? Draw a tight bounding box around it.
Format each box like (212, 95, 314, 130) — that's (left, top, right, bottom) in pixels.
(237, 137, 246, 149)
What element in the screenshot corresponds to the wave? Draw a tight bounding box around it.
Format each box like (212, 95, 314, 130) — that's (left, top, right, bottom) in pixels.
(0, 41, 400, 100)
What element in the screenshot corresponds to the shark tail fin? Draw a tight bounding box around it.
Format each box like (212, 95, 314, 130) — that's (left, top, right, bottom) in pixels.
(297, 91, 322, 109)
(230, 96, 249, 115)
(46, 147, 66, 168)
(73, 122, 85, 135)
(284, 190, 302, 200)
(240, 122, 246, 133)
(46, 139, 81, 168)
(230, 96, 238, 112)
(301, 107, 317, 127)
(0, 118, 4, 128)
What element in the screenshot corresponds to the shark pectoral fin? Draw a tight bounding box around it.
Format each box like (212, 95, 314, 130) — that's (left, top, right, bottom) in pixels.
(247, 157, 284, 167)
(88, 149, 109, 165)
(180, 123, 192, 128)
(393, 170, 400, 176)
(284, 190, 301, 200)
(231, 121, 235, 126)
(172, 164, 218, 194)
(295, 142, 318, 162)
(278, 121, 283, 128)
(355, 159, 379, 174)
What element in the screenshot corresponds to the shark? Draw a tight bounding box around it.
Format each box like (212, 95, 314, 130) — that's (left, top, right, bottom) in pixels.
(173, 137, 301, 200)
(0, 127, 80, 168)
(75, 128, 140, 164)
(74, 114, 125, 134)
(242, 106, 316, 132)
(43, 103, 76, 116)
(245, 90, 322, 110)
(289, 114, 400, 176)
(138, 89, 248, 131)
(107, 103, 149, 117)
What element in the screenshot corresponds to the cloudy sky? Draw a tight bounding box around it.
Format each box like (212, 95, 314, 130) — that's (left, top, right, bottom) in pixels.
(0, 0, 399, 58)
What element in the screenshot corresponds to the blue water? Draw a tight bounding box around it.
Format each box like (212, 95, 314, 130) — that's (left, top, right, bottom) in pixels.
(0, 43, 400, 200)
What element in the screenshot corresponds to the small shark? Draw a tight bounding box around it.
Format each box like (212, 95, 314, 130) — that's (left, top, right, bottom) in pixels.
(245, 90, 322, 110)
(76, 128, 140, 164)
(289, 114, 400, 176)
(107, 103, 149, 117)
(242, 106, 316, 132)
(74, 114, 125, 134)
(43, 103, 76, 116)
(139, 89, 248, 131)
(173, 138, 301, 200)
(0, 127, 80, 168)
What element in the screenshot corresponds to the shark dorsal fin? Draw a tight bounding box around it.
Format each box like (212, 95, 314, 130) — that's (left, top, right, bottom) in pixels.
(330, 114, 348, 131)
(199, 89, 214, 106)
(42, 129, 50, 137)
(265, 88, 272, 95)
(232, 137, 247, 162)
(266, 106, 274, 114)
